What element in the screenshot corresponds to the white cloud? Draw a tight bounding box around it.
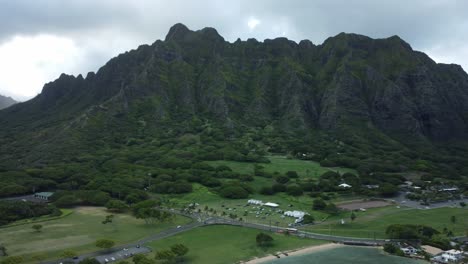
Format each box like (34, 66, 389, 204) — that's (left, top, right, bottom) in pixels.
(422, 40, 468, 72)
(0, 0, 467, 101)
(247, 17, 261, 31)
(0, 34, 81, 98)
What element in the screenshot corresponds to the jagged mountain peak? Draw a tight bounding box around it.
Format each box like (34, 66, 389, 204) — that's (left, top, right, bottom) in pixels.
(1, 24, 468, 167)
(165, 23, 224, 43)
(165, 23, 191, 41)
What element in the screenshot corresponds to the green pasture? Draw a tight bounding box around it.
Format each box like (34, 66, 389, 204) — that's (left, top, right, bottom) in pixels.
(304, 206, 468, 238)
(0, 207, 191, 263)
(208, 155, 356, 178)
(147, 225, 327, 264)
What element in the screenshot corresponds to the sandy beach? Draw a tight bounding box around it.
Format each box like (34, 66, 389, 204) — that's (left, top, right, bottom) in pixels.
(241, 243, 344, 264)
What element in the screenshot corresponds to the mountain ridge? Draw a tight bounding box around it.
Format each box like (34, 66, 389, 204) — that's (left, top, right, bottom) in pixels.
(0, 23, 467, 175)
(0, 94, 17, 110)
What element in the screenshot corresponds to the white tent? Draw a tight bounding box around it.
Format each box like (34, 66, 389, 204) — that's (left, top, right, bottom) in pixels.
(247, 199, 263, 205)
(264, 202, 279, 208)
(338, 183, 352, 188)
(284, 210, 306, 218)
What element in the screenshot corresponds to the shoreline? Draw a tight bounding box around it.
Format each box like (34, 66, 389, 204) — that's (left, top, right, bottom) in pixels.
(241, 243, 344, 264)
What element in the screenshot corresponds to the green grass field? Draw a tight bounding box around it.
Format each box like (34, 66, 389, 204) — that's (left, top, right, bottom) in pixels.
(0, 207, 191, 263)
(147, 225, 327, 264)
(304, 206, 468, 238)
(208, 155, 356, 179)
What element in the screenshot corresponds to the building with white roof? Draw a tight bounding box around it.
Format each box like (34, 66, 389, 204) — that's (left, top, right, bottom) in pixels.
(284, 210, 306, 218)
(247, 199, 263, 205)
(432, 249, 464, 263)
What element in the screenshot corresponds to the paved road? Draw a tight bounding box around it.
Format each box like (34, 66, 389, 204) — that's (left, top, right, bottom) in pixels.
(203, 216, 390, 245)
(94, 247, 150, 263)
(389, 192, 468, 209)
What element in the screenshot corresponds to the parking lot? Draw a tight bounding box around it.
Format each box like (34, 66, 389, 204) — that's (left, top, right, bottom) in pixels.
(94, 246, 151, 263)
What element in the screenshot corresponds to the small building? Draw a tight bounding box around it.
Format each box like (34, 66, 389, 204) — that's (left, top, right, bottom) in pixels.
(439, 187, 459, 192)
(404, 181, 413, 186)
(247, 199, 263, 205)
(400, 246, 418, 255)
(264, 202, 279, 208)
(338, 183, 352, 188)
(284, 210, 306, 219)
(432, 249, 465, 263)
(34, 192, 54, 201)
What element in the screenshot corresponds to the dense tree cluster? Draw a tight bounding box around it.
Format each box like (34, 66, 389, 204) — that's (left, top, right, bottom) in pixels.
(0, 201, 60, 226)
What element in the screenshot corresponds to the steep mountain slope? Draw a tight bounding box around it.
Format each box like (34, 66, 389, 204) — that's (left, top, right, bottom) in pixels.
(0, 24, 467, 177)
(0, 94, 16, 110)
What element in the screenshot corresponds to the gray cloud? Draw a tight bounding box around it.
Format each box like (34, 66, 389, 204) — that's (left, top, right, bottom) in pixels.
(1, 0, 468, 100)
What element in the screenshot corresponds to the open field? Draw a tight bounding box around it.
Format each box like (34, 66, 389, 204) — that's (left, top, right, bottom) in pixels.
(303, 206, 468, 238)
(146, 225, 327, 264)
(207, 155, 356, 179)
(0, 206, 191, 263)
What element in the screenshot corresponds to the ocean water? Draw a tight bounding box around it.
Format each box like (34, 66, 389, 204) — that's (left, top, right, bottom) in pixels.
(265, 246, 427, 264)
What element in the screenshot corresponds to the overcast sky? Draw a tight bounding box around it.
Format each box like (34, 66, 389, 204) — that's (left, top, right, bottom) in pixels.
(1, 0, 468, 101)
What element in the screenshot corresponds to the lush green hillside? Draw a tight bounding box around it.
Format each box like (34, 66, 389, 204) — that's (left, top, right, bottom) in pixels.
(0, 23, 467, 208)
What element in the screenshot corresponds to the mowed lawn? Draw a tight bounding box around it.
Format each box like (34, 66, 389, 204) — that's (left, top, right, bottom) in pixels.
(208, 155, 356, 179)
(147, 225, 327, 264)
(304, 206, 468, 238)
(0, 207, 191, 263)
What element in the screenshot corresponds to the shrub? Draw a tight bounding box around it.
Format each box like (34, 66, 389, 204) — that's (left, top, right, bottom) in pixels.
(312, 199, 327, 210)
(286, 171, 299, 178)
(256, 233, 274, 247)
(286, 185, 303, 196)
(383, 244, 404, 256)
(220, 186, 249, 199)
(259, 187, 274, 195)
(272, 183, 287, 193)
(275, 175, 290, 184)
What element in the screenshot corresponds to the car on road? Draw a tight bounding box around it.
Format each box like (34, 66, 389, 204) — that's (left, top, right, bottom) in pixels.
(104, 258, 109, 263)
(111, 257, 116, 261)
(177, 225, 182, 228)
